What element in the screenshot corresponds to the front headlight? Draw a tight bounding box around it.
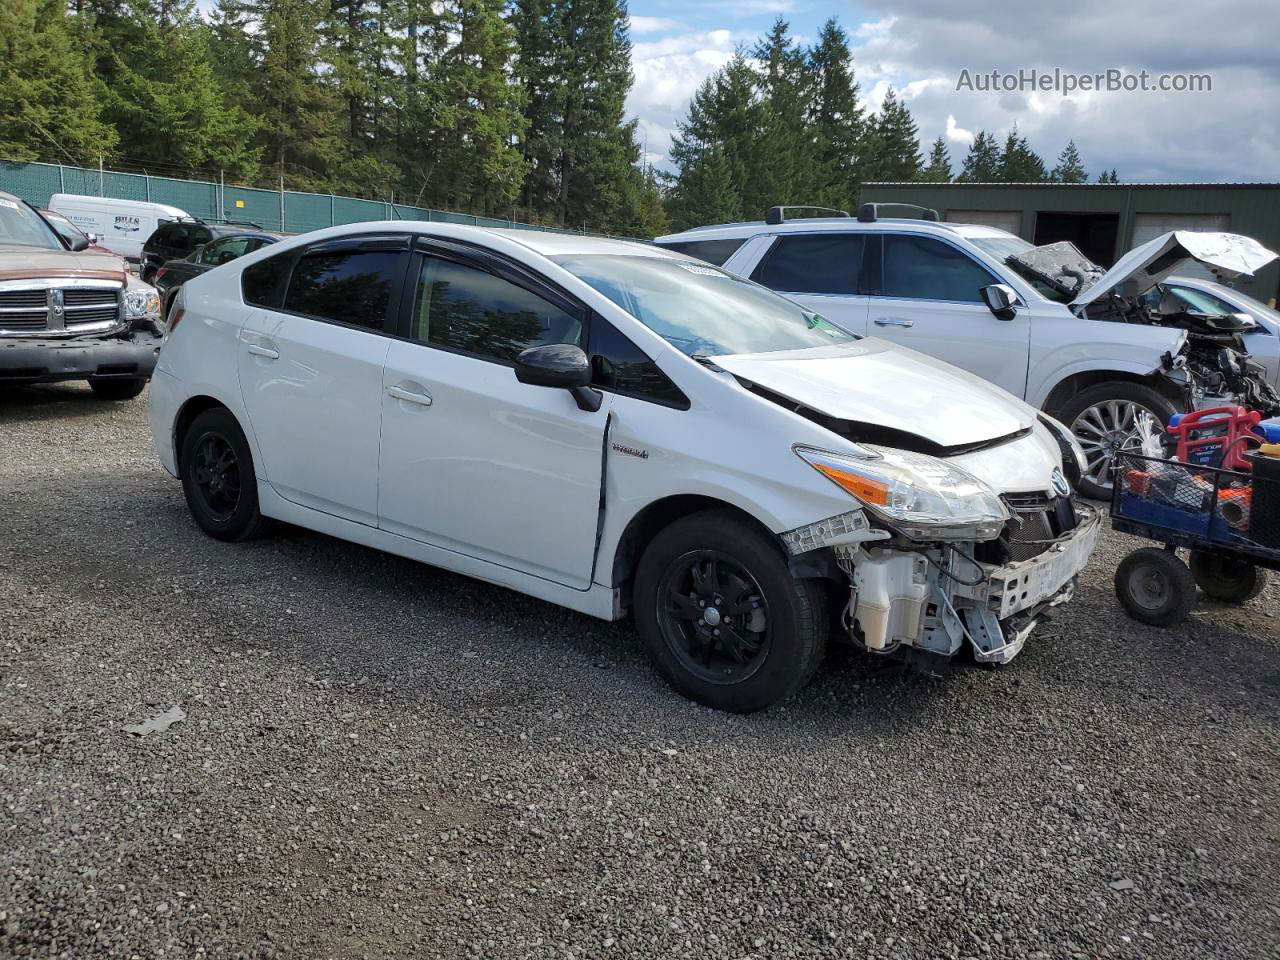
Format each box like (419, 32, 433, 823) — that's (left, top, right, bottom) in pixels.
(795, 445, 1009, 540)
(123, 283, 162, 321)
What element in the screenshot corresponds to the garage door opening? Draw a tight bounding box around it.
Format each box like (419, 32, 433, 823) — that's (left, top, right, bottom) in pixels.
(1033, 212, 1121, 266)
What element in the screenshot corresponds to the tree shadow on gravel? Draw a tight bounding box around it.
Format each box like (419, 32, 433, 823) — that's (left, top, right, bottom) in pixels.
(0, 381, 137, 423)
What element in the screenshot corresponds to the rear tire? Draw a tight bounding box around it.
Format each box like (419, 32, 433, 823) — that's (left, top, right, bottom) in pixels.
(1114, 547, 1196, 626)
(1056, 382, 1177, 501)
(89, 377, 147, 401)
(634, 510, 827, 713)
(1189, 550, 1267, 604)
(179, 407, 269, 542)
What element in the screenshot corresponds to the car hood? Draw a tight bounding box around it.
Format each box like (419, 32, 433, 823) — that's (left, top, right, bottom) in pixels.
(0, 245, 128, 283)
(714, 339, 1035, 448)
(1070, 231, 1279, 309)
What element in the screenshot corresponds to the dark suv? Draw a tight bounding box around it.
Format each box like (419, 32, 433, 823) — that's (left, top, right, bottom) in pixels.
(141, 220, 263, 283)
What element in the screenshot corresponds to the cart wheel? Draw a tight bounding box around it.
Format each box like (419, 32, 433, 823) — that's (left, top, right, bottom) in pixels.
(1188, 551, 1268, 604)
(1115, 548, 1197, 626)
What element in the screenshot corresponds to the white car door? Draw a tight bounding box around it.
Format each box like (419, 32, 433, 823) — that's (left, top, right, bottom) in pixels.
(867, 233, 1031, 398)
(377, 243, 609, 589)
(236, 236, 409, 526)
(747, 233, 870, 335)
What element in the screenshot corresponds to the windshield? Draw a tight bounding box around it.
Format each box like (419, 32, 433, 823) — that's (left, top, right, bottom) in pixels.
(42, 211, 86, 245)
(967, 235, 1035, 261)
(0, 198, 63, 250)
(553, 254, 855, 357)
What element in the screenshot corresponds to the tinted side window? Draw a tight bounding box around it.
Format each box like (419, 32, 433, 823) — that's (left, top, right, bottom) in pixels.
(655, 238, 746, 267)
(412, 256, 584, 363)
(753, 234, 864, 295)
(882, 236, 995, 303)
(188, 226, 212, 250)
(201, 237, 252, 265)
(589, 318, 689, 408)
(242, 252, 293, 308)
(283, 250, 399, 330)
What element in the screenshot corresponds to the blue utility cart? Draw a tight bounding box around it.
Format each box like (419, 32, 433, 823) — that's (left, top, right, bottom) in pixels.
(1110, 450, 1280, 624)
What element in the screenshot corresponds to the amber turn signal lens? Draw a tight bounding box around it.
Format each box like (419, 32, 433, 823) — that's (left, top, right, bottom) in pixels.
(810, 462, 890, 506)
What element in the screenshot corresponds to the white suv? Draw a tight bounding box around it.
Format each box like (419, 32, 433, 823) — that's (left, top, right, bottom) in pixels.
(150, 222, 1099, 712)
(657, 206, 1280, 498)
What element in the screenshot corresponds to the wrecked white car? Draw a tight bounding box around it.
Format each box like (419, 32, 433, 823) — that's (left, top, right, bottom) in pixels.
(658, 209, 1280, 499)
(151, 224, 1097, 712)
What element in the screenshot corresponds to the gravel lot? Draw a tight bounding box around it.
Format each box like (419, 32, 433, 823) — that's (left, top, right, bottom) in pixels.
(2, 382, 1278, 960)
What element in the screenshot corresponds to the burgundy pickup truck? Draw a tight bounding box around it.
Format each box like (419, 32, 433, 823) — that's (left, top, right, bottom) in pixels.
(0, 190, 164, 400)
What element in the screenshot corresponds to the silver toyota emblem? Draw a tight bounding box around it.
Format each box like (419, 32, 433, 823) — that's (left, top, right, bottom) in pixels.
(1050, 467, 1070, 498)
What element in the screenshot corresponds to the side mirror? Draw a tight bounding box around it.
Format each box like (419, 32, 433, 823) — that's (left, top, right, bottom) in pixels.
(85, 232, 99, 245)
(68, 234, 91, 252)
(980, 283, 1019, 321)
(514, 343, 602, 412)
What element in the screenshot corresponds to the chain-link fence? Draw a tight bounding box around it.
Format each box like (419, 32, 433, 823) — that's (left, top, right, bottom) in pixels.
(0, 159, 593, 237)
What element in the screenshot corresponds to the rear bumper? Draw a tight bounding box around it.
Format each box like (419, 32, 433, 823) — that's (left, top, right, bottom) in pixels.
(0, 328, 163, 384)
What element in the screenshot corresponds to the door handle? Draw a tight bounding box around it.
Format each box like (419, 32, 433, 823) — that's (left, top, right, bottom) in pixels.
(873, 317, 914, 328)
(387, 384, 433, 406)
(246, 343, 279, 359)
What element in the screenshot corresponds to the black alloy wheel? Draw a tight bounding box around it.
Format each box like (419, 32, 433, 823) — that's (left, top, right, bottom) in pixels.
(656, 550, 771, 685)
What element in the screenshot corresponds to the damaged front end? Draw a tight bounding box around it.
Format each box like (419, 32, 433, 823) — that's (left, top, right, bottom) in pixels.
(784, 438, 1100, 667)
(1008, 235, 1280, 417)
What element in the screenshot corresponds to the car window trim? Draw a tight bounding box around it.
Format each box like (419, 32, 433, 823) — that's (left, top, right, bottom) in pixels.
(749, 232, 869, 297)
(871, 231, 1001, 304)
(269, 236, 413, 335)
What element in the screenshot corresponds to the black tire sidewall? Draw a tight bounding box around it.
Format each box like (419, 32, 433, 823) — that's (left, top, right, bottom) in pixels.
(179, 408, 263, 541)
(1055, 382, 1178, 500)
(1189, 550, 1266, 604)
(1115, 547, 1195, 626)
(634, 511, 822, 713)
(89, 378, 147, 401)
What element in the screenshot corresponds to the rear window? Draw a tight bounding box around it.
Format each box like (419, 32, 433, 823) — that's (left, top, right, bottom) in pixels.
(283, 249, 399, 331)
(242, 253, 292, 308)
(653, 238, 745, 267)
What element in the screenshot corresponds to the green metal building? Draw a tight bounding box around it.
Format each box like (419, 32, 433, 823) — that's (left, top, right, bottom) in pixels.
(860, 182, 1280, 306)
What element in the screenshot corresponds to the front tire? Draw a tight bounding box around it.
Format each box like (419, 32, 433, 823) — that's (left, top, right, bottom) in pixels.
(89, 377, 147, 401)
(1189, 551, 1267, 604)
(179, 407, 269, 542)
(634, 510, 827, 713)
(1056, 382, 1177, 501)
(1115, 547, 1196, 626)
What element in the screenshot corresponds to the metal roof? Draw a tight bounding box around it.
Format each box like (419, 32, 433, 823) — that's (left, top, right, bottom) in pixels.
(864, 181, 1280, 189)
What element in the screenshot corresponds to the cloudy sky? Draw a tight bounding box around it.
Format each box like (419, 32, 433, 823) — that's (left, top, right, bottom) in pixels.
(626, 0, 1280, 182)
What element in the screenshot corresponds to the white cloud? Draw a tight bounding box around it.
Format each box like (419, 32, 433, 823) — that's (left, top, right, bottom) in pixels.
(630, 16, 680, 34)
(944, 115, 974, 146)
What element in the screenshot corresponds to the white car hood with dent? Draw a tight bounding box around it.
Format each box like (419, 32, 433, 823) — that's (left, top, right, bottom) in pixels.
(1071, 231, 1279, 309)
(714, 339, 1036, 447)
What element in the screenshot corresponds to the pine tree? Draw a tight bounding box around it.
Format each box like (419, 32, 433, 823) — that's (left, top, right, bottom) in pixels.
(958, 130, 1000, 181)
(750, 18, 814, 204)
(804, 18, 864, 209)
(997, 125, 1046, 182)
(1051, 140, 1087, 183)
(510, 0, 657, 232)
(0, 0, 117, 163)
(427, 0, 528, 213)
(70, 0, 259, 178)
(867, 88, 921, 182)
(664, 142, 741, 232)
(919, 136, 951, 182)
(668, 53, 771, 222)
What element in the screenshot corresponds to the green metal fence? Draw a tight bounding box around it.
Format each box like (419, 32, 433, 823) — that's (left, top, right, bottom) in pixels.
(0, 158, 589, 236)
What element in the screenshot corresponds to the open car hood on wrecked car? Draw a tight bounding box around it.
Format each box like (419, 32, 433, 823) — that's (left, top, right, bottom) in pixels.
(713, 339, 1035, 449)
(1069, 231, 1279, 310)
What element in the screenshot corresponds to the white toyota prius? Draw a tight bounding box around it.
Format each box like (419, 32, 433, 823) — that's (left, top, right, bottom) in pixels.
(149, 223, 1100, 712)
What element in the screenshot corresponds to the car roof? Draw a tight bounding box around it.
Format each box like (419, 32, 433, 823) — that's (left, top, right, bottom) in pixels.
(655, 217, 1027, 247)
